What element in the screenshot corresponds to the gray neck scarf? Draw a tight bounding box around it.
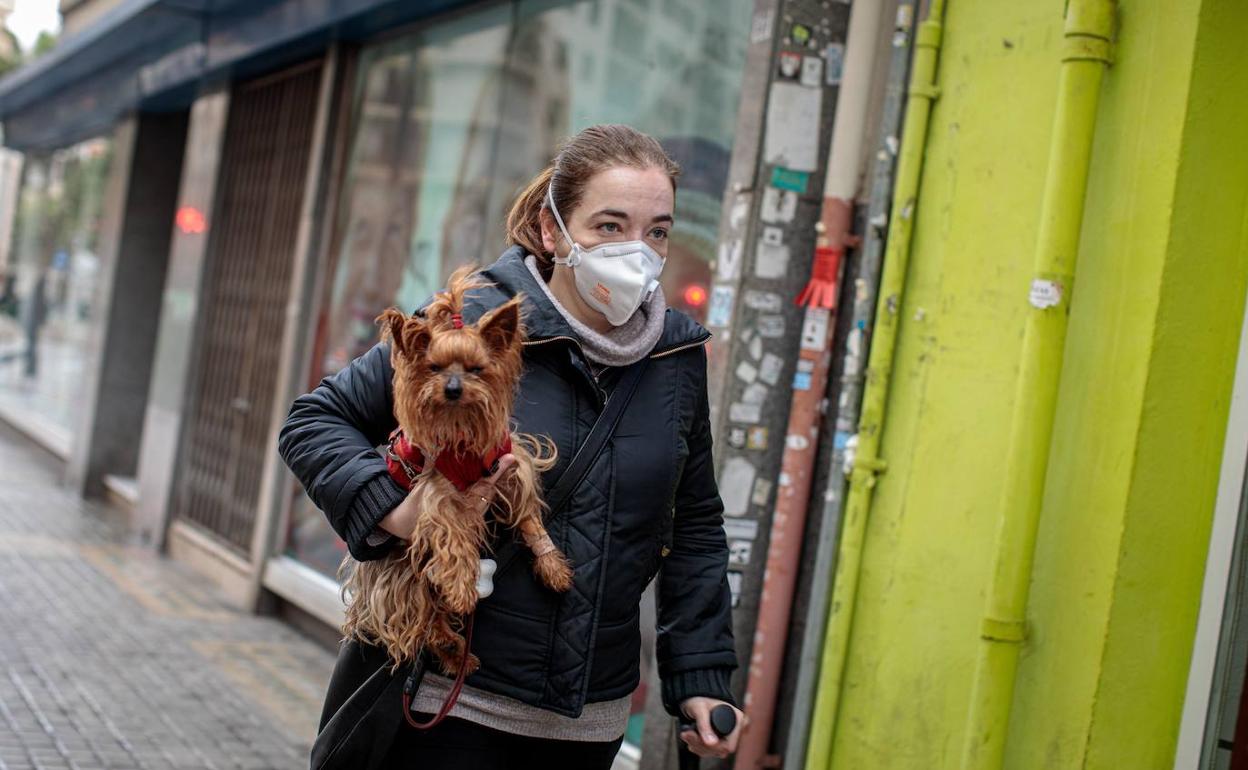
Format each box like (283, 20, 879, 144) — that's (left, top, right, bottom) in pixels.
(525, 255, 667, 367)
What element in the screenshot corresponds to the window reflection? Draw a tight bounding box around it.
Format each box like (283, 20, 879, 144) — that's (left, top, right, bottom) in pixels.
(0, 139, 112, 439)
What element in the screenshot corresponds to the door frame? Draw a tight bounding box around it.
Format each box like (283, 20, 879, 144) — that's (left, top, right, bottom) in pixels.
(1175, 276, 1248, 768)
(250, 43, 360, 613)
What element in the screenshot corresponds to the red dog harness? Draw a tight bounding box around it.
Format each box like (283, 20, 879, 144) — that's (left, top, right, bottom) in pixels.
(385, 428, 512, 493)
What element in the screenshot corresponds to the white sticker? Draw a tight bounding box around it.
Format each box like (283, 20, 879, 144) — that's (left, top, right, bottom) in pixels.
(729, 540, 754, 566)
(755, 241, 791, 279)
(749, 334, 764, 361)
(786, 434, 811, 450)
(717, 238, 743, 282)
(845, 328, 863, 375)
(801, 55, 824, 88)
(742, 382, 769, 405)
(743, 290, 784, 312)
(727, 570, 744, 607)
(1029, 278, 1063, 309)
(708, 285, 735, 327)
(760, 186, 798, 224)
(751, 10, 774, 43)
(729, 402, 762, 424)
(796, 358, 816, 373)
(736, 361, 758, 383)
(730, 194, 751, 231)
(724, 518, 760, 541)
(825, 43, 845, 85)
(720, 457, 757, 517)
(759, 352, 784, 385)
(762, 226, 785, 247)
(764, 82, 823, 172)
(758, 315, 786, 338)
(800, 307, 831, 350)
(750, 477, 774, 507)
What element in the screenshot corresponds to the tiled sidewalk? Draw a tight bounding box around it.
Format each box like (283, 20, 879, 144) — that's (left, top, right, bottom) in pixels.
(0, 423, 335, 770)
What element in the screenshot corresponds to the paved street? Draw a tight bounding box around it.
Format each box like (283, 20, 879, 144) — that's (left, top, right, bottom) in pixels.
(0, 423, 335, 769)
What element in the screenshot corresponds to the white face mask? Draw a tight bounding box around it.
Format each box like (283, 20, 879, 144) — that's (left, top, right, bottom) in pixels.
(547, 185, 666, 326)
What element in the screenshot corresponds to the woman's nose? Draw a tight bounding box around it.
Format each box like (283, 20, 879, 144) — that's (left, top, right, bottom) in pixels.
(444, 375, 463, 401)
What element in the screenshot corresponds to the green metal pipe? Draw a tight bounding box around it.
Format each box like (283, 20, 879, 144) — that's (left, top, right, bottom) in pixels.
(958, 3, 1115, 769)
(803, 2, 949, 767)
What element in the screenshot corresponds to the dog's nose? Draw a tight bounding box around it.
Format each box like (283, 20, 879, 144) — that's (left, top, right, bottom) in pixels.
(444, 376, 463, 401)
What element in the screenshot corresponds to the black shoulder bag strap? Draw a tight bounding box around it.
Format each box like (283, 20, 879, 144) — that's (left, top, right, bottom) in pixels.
(545, 355, 651, 516)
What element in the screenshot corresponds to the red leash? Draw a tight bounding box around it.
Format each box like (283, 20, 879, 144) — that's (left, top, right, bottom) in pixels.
(401, 613, 475, 730)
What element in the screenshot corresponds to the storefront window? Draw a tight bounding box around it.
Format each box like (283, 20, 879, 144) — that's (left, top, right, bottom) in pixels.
(0, 138, 112, 441)
(285, 6, 517, 577)
(284, 0, 752, 748)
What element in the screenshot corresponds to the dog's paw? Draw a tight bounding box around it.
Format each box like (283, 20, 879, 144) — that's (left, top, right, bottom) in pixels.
(534, 550, 574, 592)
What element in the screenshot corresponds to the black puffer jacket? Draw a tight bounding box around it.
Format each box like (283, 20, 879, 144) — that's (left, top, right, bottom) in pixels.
(278, 247, 737, 718)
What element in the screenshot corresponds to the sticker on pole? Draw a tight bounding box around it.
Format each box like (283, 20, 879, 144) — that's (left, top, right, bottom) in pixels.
(1029, 278, 1064, 309)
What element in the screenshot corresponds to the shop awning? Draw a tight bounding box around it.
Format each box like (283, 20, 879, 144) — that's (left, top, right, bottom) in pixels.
(0, 0, 467, 152)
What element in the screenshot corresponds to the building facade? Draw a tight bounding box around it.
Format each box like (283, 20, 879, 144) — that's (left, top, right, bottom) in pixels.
(0, 1, 771, 766)
(4, 0, 1248, 769)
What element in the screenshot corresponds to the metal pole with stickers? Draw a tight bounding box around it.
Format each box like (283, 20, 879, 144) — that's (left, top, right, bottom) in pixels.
(641, 0, 850, 767)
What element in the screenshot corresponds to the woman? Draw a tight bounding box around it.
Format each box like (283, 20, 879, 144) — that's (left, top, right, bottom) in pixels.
(279, 124, 742, 768)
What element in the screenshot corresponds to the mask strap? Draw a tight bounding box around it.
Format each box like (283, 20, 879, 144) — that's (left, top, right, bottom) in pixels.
(546, 184, 577, 264)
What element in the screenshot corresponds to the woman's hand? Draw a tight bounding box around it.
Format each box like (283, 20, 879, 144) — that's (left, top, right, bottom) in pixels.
(680, 697, 745, 759)
(378, 454, 518, 539)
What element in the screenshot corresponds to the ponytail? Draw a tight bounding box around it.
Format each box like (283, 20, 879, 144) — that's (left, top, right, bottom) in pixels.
(505, 166, 555, 270)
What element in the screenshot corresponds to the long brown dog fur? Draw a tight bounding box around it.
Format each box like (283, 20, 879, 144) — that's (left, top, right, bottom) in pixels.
(341, 266, 572, 675)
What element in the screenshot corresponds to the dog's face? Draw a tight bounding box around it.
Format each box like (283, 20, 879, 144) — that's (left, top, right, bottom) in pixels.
(379, 297, 524, 455)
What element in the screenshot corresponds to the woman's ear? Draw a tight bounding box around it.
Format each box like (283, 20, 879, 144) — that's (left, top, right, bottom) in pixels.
(478, 298, 522, 354)
(539, 208, 560, 257)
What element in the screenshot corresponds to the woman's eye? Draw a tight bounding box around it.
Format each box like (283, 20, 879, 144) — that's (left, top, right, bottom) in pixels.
(598, 222, 621, 234)
(649, 228, 669, 240)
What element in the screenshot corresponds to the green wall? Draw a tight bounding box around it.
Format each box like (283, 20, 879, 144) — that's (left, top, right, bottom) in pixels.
(825, 1, 1248, 767)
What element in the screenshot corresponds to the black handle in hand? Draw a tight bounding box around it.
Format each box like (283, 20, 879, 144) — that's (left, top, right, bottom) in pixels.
(677, 704, 738, 770)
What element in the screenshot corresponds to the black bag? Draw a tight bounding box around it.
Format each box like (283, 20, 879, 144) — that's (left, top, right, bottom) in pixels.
(310, 356, 650, 770)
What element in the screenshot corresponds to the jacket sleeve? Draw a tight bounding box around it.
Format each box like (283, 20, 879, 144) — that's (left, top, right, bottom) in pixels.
(277, 342, 406, 561)
(655, 347, 739, 715)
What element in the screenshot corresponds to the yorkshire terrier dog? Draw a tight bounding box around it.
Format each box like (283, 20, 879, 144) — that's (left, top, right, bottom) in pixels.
(341, 266, 573, 675)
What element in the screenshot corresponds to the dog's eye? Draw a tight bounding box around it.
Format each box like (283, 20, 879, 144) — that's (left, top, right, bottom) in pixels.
(469, 366, 484, 375)
(429, 364, 442, 373)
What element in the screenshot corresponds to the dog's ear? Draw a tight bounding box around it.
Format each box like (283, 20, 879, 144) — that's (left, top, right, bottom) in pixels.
(377, 308, 431, 360)
(400, 317, 432, 360)
(376, 308, 406, 349)
(478, 298, 522, 354)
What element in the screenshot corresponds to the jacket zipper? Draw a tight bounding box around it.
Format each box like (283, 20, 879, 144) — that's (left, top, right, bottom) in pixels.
(648, 335, 711, 359)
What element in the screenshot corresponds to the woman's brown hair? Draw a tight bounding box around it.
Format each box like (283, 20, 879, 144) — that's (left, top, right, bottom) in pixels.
(506, 124, 681, 270)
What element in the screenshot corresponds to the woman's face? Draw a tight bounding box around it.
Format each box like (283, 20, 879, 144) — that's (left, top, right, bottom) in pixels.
(540, 165, 675, 259)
